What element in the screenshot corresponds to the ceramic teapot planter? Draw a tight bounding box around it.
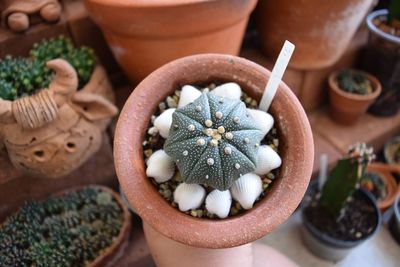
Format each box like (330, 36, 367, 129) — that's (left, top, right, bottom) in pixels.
(0, 185, 131, 266)
(84, 0, 257, 83)
(328, 69, 381, 125)
(1, 0, 61, 32)
(256, 0, 373, 69)
(114, 54, 313, 267)
(0, 59, 118, 178)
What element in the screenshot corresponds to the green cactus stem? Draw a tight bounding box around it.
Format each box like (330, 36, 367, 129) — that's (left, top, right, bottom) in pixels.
(320, 143, 375, 218)
(336, 70, 374, 95)
(0, 187, 123, 267)
(164, 92, 263, 190)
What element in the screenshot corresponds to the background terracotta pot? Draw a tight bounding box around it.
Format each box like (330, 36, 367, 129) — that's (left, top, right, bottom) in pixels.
(84, 0, 257, 83)
(367, 163, 400, 211)
(114, 54, 314, 249)
(256, 0, 373, 70)
(328, 69, 381, 125)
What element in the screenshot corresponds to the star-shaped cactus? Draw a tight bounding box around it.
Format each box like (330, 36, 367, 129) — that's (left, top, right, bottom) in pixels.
(164, 93, 263, 190)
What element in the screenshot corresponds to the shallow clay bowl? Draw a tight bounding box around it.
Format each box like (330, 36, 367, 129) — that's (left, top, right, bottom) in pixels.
(114, 54, 314, 248)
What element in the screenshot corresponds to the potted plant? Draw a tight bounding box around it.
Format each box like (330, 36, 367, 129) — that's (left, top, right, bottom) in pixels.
(256, 0, 374, 69)
(384, 136, 400, 166)
(0, 36, 118, 178)
(84, 0, 258, 83)
(0, 0, 62, 32)
(328, 69, 381, 125)
(362, 162, 400, 211)
(114, 54, 314, 266)
(301, 143, 382, 262)
(0, 185, 131, 266)
(389, 193, 400, 245)
(363, 1, 400, 117)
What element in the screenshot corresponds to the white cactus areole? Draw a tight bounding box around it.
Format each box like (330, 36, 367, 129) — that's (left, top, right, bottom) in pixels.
(164, 92, 263, 191)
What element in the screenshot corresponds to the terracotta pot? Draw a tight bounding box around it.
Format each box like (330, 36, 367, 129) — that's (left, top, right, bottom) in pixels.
(367, 163, 400, 211)
(0, 0, 61, 32)
(0, 60, 118, 179)
(256, 0, 373, 70)
(114, 53, 313, 256)
(1, 185, 132, 267)
(84, 0, 257, 83)
(328, 69, 381, 125)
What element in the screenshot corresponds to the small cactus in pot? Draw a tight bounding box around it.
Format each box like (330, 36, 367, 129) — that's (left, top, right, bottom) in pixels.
(145, 83, 281, 219)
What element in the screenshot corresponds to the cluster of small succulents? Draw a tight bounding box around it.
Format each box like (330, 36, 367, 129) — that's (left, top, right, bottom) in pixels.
(0, 187, 123, 267)
(144, 82, 281, 219)
(0, 36, 96, 101)
(336, 70, 374, 95)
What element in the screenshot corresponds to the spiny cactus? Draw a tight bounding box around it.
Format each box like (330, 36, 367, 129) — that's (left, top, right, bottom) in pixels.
(0, 187, 124, 267)
(336, 70, 374, 95)
(320, 143, 375, 218)
(164, 92, 263, 190)
(0, 36, 96, 101)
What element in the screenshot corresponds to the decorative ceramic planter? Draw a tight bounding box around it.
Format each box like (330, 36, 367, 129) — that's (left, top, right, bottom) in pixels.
(0, 0, 61, 32)
(328, 69, 381, 125)
(301, 185, 382, 262)
(389, 194, 400, 245)
(363, 9, 400, 117)
(256, 0, 373, 69)
(84, 0, 257, 83)
(366, 163, 400, 211)
(0, 59, 118, 178)
(114, 54, 313, 266)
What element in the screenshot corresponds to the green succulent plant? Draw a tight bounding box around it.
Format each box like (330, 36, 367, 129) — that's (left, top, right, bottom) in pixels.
(0, 36, 96, 101)
(164, 92, 263, 190)
(336, 70, 374, 95)
(0, 187, 123, 267)
(320, 143, 375, 218)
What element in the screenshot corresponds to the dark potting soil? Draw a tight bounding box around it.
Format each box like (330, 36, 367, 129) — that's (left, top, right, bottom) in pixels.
(304, 189, 377, 242)
(142, 82, 281, 219)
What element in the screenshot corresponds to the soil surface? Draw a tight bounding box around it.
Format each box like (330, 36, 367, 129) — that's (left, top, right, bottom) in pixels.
(142, 83, 281, 219)
(304, 188, 378, 242)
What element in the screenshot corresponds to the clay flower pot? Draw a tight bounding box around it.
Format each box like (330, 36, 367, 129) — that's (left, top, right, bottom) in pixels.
(84, 0, 257, 83)
(0, 59, 118, 179)
(0, 0, 61, 32)
(114, 54, 313, 266)
(366, 163, 400, 211)
(328, 69, 381, 125)
(256, 0, 373, 70)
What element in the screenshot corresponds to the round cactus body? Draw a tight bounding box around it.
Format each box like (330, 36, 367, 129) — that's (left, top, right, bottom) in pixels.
(164, 92, 263, 191)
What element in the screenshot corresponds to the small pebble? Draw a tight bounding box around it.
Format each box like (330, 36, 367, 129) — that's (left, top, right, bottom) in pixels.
(266, 173, 275, 180)
(191, 210, 198, 217)
(147, 126, 159, 136)
(263, 184, 269, 190)
(166, 96, 177, 108)
(144, 149, 153, 158)
(208, 83, 216, 89)
(355, 232, 362, 238)
(273, 139, 279, 147)
(175, 90, 181, 97)
(158, 102, 166, 112)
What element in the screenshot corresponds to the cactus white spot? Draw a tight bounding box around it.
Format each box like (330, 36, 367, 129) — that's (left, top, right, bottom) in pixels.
(224, 146, 232, 155)
(182, 150, 188, 156)
(205, 119, 213, 127)
(215, 111, 223, 119)
(233, 116, 240, 124)
(187, 124, 195, 131)
(210, 139, 218, 147)
(225, 132, 233, 140)
(235, 163, 240, 169)
(204, 128, 213, 136)
(195, 105, 202, 112)
(219, 97, 224, 104)
(244, 138, 250, 144)
(207, 158, 215, 166)
(197, 138, 206, 146)
(217, 126, 225, 134)
(206, 175, 209, 179)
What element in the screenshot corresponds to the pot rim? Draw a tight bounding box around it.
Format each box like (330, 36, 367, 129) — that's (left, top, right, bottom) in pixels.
(328, 68, 382, 101)
(302, 187, 382, 249)
(366, 9, 400, 45)
(114, 53, 314, 248)
(366, 163, 399, 210)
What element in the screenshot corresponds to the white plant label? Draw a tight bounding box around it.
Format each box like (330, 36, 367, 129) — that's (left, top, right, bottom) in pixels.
(259, 40, 295, 111)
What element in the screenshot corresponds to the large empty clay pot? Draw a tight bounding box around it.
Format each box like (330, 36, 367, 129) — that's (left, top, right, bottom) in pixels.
(84, 0, 257, 83)
(114, 54, 313, 266)
(256, 0, 373, 70)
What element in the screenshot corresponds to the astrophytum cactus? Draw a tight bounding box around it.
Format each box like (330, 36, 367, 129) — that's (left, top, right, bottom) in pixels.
(164, 92, 263, 191)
